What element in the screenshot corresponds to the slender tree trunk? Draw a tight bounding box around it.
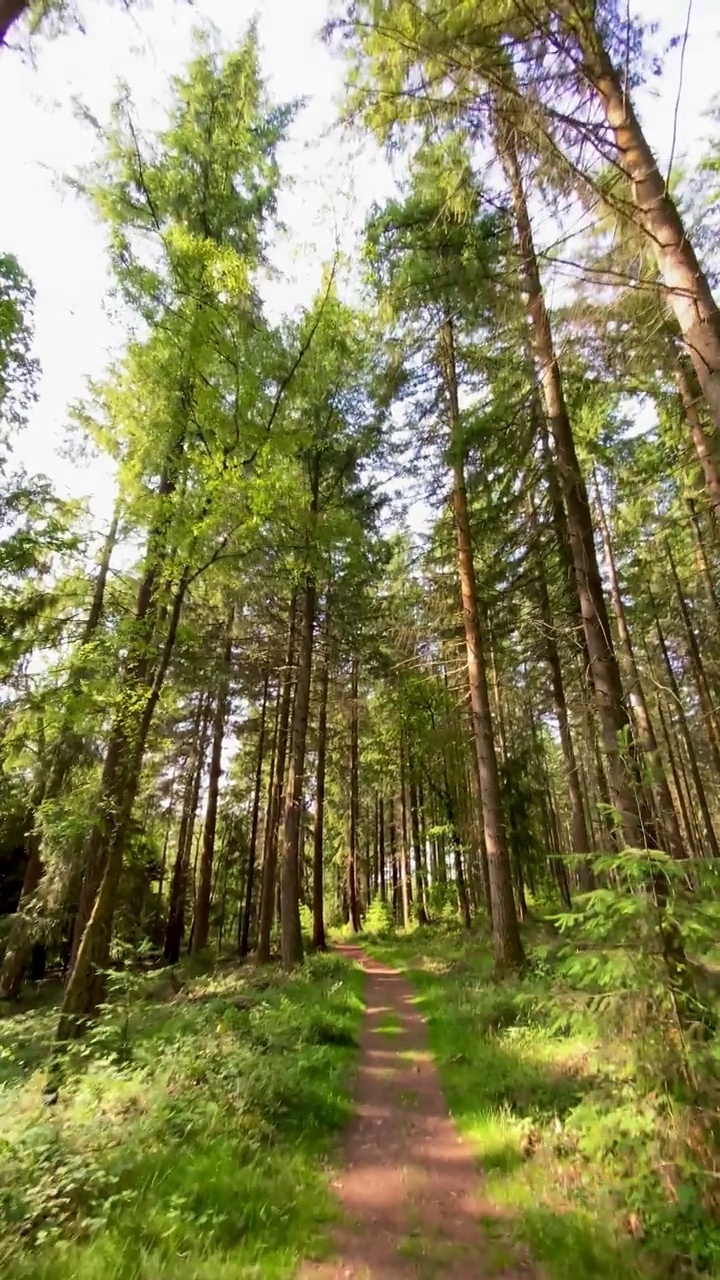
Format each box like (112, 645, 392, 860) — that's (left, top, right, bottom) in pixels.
(347, 657, 361, 933)
(257, 592, 298, 963)
(502, 130, 649, 852)
(594, 484, 685, 860)
(530, 497, 594, 885)
(378, 795, 386, 902)
(399, 746, 412, 923)
(192, 611, 235, 955)
(312, 633, 330, 952)
(666, 540, 720, 779)
(653, 605, 720, 859)
(583, 38, 720, 432)
(164, 696, 212, 965)
(675, 359, 720, 512)
(280, 575, 317, 970)
(238, 669, 270, 958)
(409, 777, 428, 925)
(687, 498, 720, 633)
(439, 315, 523, 971)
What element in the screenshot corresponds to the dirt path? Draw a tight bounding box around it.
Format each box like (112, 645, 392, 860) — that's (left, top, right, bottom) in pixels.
(299, 945, 528, 1280)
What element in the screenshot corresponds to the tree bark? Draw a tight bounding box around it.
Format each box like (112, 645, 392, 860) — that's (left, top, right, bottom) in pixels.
(665, 539, 720, 778)
(501, 127, 649, 852)
(164, 695, 212, 965)
(594, 482, 685, 861)
(312, 631, 330, 951)
(652, 603, 720, 860)
(280, 574, 316, 970)
(238, 667, 270, 958)
(257, 591, 298, 963)
(675, 359, 720, 512)
(439, 314, 523, 971)
(583, 37, 720, 433)
(399, 746, 412, 924)
(192, 610, 235, 955)
(529, 495, 594, 883)
(346, 657, 361, 933)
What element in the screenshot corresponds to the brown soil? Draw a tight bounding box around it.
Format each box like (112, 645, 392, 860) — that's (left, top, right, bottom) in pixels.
(299, 944, 530, 1280)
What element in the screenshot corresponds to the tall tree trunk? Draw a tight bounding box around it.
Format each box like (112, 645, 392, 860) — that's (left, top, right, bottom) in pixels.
(687, 498, 720, 633)
(257, 591, 298, 963)
(378, 795, 386, 902)
(192, 611, 235, 955)
(501, 127, 648, 852)
(666, 540, 720, 777)
(652, 604, 720, 859)
(280, 575, 317, 970)
(582, 37, 720, 432)
(312, 630, 330, 952)
(408, 777, 428, 924)
(594, 484, 685, 861)
(238, 668, 270, 958)
(529, 497, 594, 885)
(347, 657, 361, 933)
(164, 695, 212, 965)
(399, 744, 412, 923)
(675, 359, 720, 513)
(439, 314, 523, 971)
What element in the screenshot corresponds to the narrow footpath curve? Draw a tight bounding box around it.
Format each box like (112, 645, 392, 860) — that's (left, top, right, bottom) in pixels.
(300, 945, 529, 1280)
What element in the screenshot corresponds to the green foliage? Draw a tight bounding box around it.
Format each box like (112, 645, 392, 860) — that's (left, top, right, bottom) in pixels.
(0, 952, 364, 1279)
(363, 895, 394, 937)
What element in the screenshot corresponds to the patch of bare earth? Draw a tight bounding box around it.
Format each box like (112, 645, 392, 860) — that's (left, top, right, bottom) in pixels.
(298, 945, 530, 1280)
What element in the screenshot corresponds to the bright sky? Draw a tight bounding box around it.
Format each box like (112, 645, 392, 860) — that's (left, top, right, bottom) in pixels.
(0, 0, 718, 530)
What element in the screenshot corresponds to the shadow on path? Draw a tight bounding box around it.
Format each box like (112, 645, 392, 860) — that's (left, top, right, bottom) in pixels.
(298, 944, 530, 1280)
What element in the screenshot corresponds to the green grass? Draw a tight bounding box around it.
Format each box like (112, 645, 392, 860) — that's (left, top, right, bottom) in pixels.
(0, 952, 365, 1280)
(362, 923, 720, 1280)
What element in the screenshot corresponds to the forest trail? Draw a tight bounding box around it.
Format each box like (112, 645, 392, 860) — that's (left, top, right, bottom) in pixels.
(299, 945, 529, 1280)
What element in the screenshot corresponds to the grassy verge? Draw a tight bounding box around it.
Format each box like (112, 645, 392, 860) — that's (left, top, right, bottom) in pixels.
(362, 923, 720, 1280)
(0, 951, 364, 1280)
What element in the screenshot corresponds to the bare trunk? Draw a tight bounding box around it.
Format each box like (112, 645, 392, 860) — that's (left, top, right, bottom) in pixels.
(280, 577, 316, 970)
(257, 592, 298, 963)
(502, 129, 647, 852)
(529, 496, 594, 881)
(594, 484, 685, 860)
(440, 315, 523, 970)
(584, 41, 720, 432)
(399, 746, 412, 925)
(409, 776, 429, 925)
(346, 657, 361, 933)
(312, 635, 330, 951)
(666, 540, 720, 778)
(238, 669, 270, 958)
(192, 612, 235, 955)
(653, 604, 720, 860)
(675, 360, 720, 511)
(164, 696, 212, 965)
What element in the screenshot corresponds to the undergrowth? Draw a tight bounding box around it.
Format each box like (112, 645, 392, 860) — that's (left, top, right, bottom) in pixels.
(0, 951, 364, 1280)
(363, 920, 720, 1280)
